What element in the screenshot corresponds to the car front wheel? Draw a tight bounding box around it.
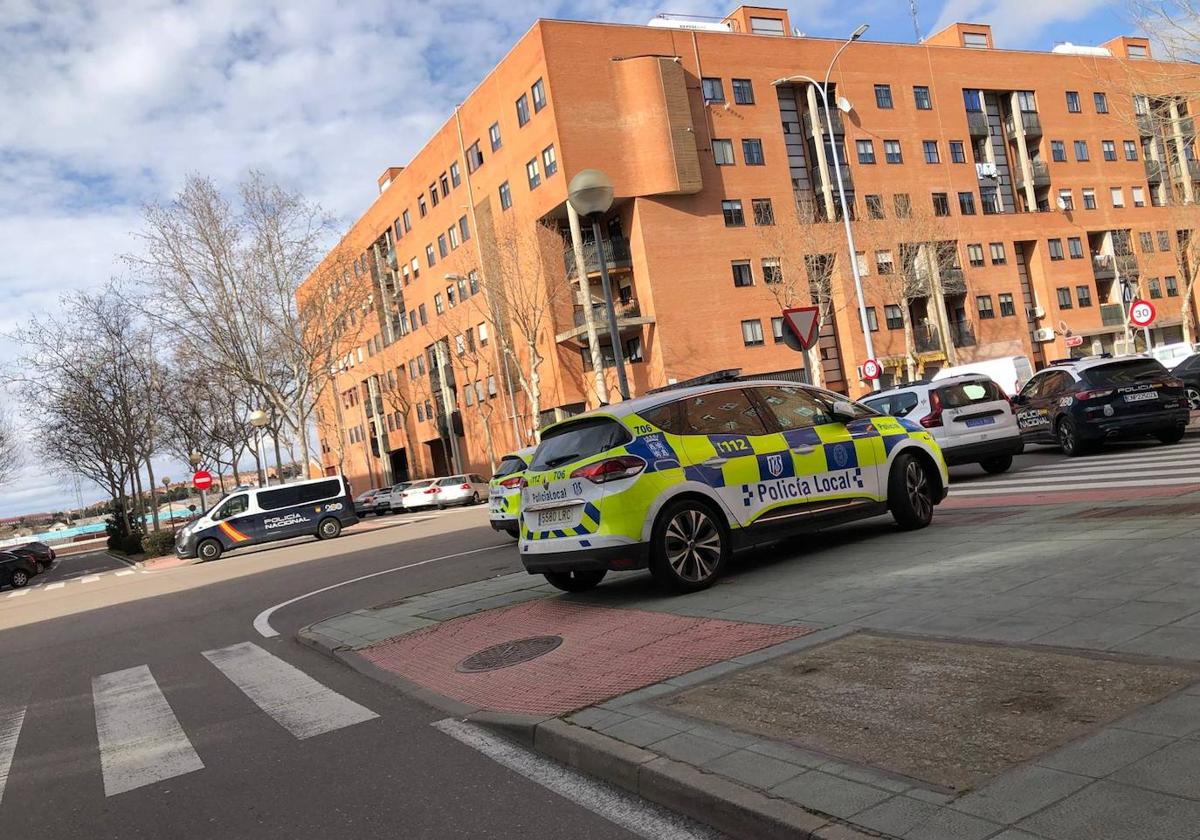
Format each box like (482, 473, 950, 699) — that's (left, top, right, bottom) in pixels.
(198, 539, 223, 562)
(649, 499, 729, 593)
(889, 453, 935, 531)
(544, 570, 606, 592)
(979, 455, 1013, 474)
(8, 568, 30, 589)
(1156, 426, 1186, 445)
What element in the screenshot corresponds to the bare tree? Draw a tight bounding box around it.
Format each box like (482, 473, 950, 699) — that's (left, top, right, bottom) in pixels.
(0, 406, 19, 487)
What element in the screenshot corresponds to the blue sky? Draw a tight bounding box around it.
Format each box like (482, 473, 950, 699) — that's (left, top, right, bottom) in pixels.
(0, 0, 1131, 516)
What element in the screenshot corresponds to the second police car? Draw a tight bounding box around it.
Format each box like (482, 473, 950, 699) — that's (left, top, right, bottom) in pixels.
(489, 446, 537, 538)
(519, 374, 948, 593)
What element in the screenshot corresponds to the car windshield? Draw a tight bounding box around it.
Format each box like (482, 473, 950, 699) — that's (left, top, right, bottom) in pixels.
(493, 456, 527, 479)
(936, 379, 1004, 408)
(862, 392, 919, 417)
(530, 417, 630, 471)
(1086, 359, 1169, 387)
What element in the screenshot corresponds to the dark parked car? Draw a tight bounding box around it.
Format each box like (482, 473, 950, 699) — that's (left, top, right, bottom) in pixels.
(10, 541, 55, 572)
(0, 551, 38, 589)
(1168, 352, 1200, 411)
(353, 488, 383, 517)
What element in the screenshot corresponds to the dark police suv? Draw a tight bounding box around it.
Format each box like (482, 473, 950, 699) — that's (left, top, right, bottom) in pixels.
(1012, 355, 1189, 456)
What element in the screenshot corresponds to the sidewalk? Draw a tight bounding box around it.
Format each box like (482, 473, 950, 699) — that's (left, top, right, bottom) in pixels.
(302, 496, 1200, 840)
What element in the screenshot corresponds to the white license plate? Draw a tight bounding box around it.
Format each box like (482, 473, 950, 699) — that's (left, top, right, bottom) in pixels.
(1124, 391, 1158, 402)
(536, 507, 579, 528)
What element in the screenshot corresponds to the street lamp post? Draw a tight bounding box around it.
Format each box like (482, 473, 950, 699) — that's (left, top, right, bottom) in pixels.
(188, 450, 206, 512)
(568, 169, 631, 401)
(773, 24, 879, 391)
(248, 410, 276, 486)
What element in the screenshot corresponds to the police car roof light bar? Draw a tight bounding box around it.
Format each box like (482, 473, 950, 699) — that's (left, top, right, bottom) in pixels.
(647, 369, 743, 395)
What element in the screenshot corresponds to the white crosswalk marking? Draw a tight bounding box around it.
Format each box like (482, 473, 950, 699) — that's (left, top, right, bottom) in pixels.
(44, 582, 64, 590)
(0, 705, 26, 807)
(202, 642, 377, 739)
(115, 570, 135, 577)
(6, 590, 29, 599)
(92, 665, 204, 796)
(80, 575, 100, 584)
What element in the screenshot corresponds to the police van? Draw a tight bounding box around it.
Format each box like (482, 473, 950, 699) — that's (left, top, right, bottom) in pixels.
(175, 475, 358, 561)
(519, 373, 948, 594)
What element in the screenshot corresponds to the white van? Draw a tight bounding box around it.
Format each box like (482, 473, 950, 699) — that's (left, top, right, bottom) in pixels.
(1150, 342, 1197, 370)
(932, 355, 1034, 396)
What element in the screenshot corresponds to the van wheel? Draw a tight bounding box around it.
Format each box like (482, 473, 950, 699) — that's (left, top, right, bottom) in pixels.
(198, 539, 223, 562)
(979, 455, 1013, 474)
(889, 454, 934, 531)
(649, 499, 729, 593)
(8, 569, 29, 589)
(544, 570, 606, 592)
(1156, 426, 1186, 445)
(317, 518, 342, 540)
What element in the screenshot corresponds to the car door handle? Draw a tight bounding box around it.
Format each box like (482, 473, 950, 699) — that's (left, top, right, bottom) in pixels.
(790, 445, 814, 455)
(702, 457, 728, 467)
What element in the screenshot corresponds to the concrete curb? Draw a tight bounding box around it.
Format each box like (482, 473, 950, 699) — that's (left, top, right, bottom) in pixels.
(297, 622, 880, 840)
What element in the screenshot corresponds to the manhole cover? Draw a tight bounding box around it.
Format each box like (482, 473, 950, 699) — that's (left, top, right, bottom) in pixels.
(456, 635, 564, 672)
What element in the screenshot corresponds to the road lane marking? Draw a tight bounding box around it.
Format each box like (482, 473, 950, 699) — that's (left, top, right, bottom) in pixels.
(959, 469, 1200, 489)
(92, 665, 204, 797)
(202, 642, 377, 739)
(80, 575, 100, 584)
(252, 543, 509, 638)
(6, 590, 29, 599)
(433, 719, 724, 840)
(951, 475, 1200, 496)
(1022, 450, 1200, 471)
(115, 570, 135, 577)
(44, 582, 64, 590)
(0, 705, 26, 807)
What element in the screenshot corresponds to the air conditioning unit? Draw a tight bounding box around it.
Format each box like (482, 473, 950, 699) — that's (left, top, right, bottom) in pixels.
(1033, 327, 1057, 342)
(1027, 305, 1046, 320)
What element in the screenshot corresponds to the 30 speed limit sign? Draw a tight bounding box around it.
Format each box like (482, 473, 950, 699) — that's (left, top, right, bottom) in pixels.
(861, 358, 882, 381)
(1129, 299, 1156, 328)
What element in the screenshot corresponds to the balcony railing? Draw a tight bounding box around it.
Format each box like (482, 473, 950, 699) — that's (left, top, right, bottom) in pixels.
(1092, 254, 1116, 281)
(1145, 158, 1165, 184)
(967, 111, 990, 136)
(1101, 303, 1126, 327)
(915, 323, 942, 353)
(1137, 112, 1155, 136)
(1117, 253, 1140, 278)
(1016, 160, 1051, 190)
(950, 321, 977, 348)
(572, 300, 642, 329)
(1005, 111, 1042, 138)
(810, 163, 853, 194)
(1180, 115, 1196, 138)
(803, 110, 844, 137)
(940, 267, 967, 295)
(563, 236, 633, 275)
(1171, 159, 1200, 180)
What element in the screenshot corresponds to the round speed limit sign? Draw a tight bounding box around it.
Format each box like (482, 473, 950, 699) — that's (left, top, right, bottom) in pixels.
(1129, 299, 1156, 328)
(861, 358, 882, 381)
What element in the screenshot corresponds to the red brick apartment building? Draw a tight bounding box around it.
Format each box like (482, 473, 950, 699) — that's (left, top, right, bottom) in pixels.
(300, 4, 1200, 488)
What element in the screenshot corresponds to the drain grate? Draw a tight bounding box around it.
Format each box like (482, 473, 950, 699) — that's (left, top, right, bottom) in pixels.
(456, 635, 564, 673)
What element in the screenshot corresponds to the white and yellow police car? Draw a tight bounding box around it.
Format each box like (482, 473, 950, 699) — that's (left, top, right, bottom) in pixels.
(519, 374, 948, 593)
(489, 445, 537, 539)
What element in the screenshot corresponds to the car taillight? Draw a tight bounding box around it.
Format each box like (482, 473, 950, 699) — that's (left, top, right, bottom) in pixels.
(499, 476, 524, 489)
(460, 483, 471, 490)
(920, 391, 943, 428)
(570, 455, 646, 483)
(424, 487, 440, 494)
(1165, 377, 1185, 389)
(1074, 388, 1115, 401)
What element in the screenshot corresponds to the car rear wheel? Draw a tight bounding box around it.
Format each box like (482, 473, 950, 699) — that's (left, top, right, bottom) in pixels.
(889, 454, 935, 531)
(198, 539, 223, 562)
(979, 455, 1013, 474)
(8, 568, 30, 589)
(1057, 417, 1093, 457)
(470, 492, 480, 505)
(1156, 426, 1187, 445)
(317, 517, 342, 540)
(1188, 388, 1200, 411)
(544, 570, 606, 592)
(649, 499, 729, 593)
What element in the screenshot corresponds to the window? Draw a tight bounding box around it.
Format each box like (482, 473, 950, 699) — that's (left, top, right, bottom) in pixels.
(216, 494, 248, 520)
(479, 323, 489, 346)
(856, 251, 870, 275)
(1058, 189, 1074, 211)
(977, 295, 995, 319)
(963, 89, 983, 112)
(410, 257, 420, 279)
(425, 244, 436, 266)
(1167, 276, 1179, 296)
(999, 293, 1016, 316)
(542, 144, 558, 177)
(967, 243, 985, 267)
(721, 199, 745, 227)
(1048, 238, 1065, 260)
(856, 139, 876, 164)
(418, 194, 427, 217)
(1132, 186, 1146, 208)
(1140, 231, 1154, 252)
(1082, 188, 1096, 210)
(1103, 140, 1117, 161)
(448, 225, 459, 250)
(1077, 285, 1093, 307)
(498, 181, 512, 210)
(446, 284, 457, 309)
(441, 172, 451, 197)
(963, 32, 989, 48)
(434, 293, 444, 315)
(1150, 278, 1163, 298)
(489, 121, 502, 151)
(526, 158, 541, 189)
(418, 304, 427, 325)
(885, 304, 903, 330)
(752, 197, 775, 225)
(914, 85, 932, 110)
(1068, 237, 1084, 259)
(761, 257, 782, 284)
(958, 191, 977, 215)
(429, 182, 439, 207)
(466, 141, 484, 173)
(713, 139, 735, 165)
(865, 194, 884, 219)
(459, 215, 470, 242)
(876, 249, 894, 274)
(771, 316, 785, 344)
(865, 307, 879, 331)
(990, 242, 1007, 264)
(1074, 140, 1089, 161)
(884, 140, 903, 164)
(1067, 91, 1081, 113)
(464, 386, 473, 407)
(531, 78, 547, 112)
(742, 138, 765, 165)
(732, 78, 754, 105)
(516, 93, 530, 126)
(437, 234, 448, 258)
(923, 140, 940, 164)
(741, 319, 765, 346)
(875, 84, 893, 109)
(1016, 90, 1037, 112)
(1051, 140, 1066, 162)
(1094, 92, 1109, 113)
(1129, 43, 1148, 59)
(894, 194, 912, 218)
(1125, 140, 1138, 161)
(1111, 187, 1125, 208)
(933, 192, 951, 217)
(487, 375, 497, 397)
(702, 77, 724, 104)
(1057, 287, 1073, 308)
(950, 140, 966, 163)
(415, 403, 424, 422)
(731, 261, 753, 286)
(1158, 230, 1171, 251)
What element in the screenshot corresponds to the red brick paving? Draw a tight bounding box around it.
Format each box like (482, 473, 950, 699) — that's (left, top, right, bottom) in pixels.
(359, 600, 812, 716)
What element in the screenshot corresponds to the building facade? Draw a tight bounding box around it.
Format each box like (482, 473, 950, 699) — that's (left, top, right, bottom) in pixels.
(301, 5, 1200, 489)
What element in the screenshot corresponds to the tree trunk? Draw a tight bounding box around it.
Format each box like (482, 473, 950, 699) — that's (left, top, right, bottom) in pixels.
(1182, 278, 1197, 345)
(298, 417, 312, 481)
(901, 304, 917, 383)
(145, 456, 161, 532)
(480, 411, 497, 474)
(272, 428, 284, 483)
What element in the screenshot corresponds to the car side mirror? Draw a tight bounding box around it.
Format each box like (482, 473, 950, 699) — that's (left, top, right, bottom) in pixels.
(831, 400, 857, 423)
(1012, 394, 1027, 406)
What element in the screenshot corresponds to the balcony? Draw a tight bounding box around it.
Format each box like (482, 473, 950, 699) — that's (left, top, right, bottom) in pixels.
(950, 320, 977, 348)
(1101, 303, 1126, 327)
(556, 299, 655, 344)
(915, 323, 942, 353)
(1171, 159, 1200, 180)
(1180, 115, 1196, 138)
(1145, 158, 1165, 184)
(803, 109, 844, 137)
(967, 111, 990, 136)
(1117, 253, 1140, 278)
(1005, 111, 1043, 138)
(562, 236, 633, 275)
(940, 267, 967, 295)
(810, 163, 853, 194)
(1015, 160, 1051, 190)
(1092, 254, 1116, 281)
(1136, 112, 1155, 136)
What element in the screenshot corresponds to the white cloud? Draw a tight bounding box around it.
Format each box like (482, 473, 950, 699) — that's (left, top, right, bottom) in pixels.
(930, 0, 1115, 48)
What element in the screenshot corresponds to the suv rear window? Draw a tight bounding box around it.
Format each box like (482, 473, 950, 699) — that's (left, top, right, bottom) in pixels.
(1085, 359, 1169, 387)
(935, 379, 1005, 408)
(531, 418, 631, 471)
(258, 479, 342, 510)
(493, 456, 527, 478)
(862, 391, 919, 417)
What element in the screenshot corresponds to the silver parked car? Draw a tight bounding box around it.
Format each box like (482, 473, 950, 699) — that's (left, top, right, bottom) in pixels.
(398, 478, 440, 511)
(433, 474, 489, 509)
(387, 481, 414, 512)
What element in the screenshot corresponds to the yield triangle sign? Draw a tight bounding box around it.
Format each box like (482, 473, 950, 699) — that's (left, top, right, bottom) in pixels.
(782, 306, 820, 350)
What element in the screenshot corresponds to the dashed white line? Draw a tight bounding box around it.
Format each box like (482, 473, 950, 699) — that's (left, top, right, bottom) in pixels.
(80, 575, 100, 584)
(115, 570, 135, 577)
(44, 582, 64, 591)
(6, 590, 30, 599)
